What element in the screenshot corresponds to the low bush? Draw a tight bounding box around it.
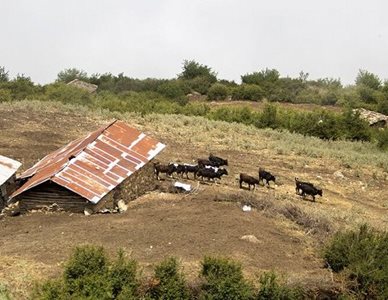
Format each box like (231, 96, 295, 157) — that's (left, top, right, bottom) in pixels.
(109, 249, 139, 298)
(257, 271, 303, 300)
(376, 128, 388, 150)
(200, 256, 254, 300)
(232, 84, 264, 101)
(207, 83, 229, 100)
(149, 257, 190, 300)
(324, 224, 388, 298)
(45, 83, 93, 106)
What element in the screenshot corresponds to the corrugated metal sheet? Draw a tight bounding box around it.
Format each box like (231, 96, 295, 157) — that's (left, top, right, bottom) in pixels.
(11, 120, 165, 204)
(0, 155, 21, 186)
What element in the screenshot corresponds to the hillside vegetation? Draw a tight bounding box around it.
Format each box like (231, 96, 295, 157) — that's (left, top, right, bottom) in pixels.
(1, 63, 388, 147)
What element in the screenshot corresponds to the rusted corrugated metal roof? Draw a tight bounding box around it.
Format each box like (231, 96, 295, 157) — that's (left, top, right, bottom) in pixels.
(11, 120, 165, 203)
(0, 155, 21, 186)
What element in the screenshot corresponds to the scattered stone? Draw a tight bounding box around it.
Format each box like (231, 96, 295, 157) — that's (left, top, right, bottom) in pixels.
(333, 171, 345, 179)
(117, 200, 128, 213)
(240, 235, 261, 244)
(1, 201, 21, 217)
(316, 175, 323, 180)
(84, 208, 93, 216)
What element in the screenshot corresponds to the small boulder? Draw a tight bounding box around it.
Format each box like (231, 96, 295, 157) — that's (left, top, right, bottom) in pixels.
(333, 171, 346, 179)
(117, 200, 128, 213)
(240, 235, 261, 244)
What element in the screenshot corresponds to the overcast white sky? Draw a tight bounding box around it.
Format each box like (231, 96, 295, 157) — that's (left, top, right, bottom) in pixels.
(1, 0, 387, 84)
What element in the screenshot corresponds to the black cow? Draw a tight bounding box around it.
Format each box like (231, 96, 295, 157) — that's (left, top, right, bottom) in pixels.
(209, 154, 228, 166)
(197, 168, 228, 182)
(258, 168, 276, 186)
(298, 183, 323, 202)
(183, 164, 199, 179)
(239, 173, 260, 190)
(154, 162, 175, 180)
(197, 158, 218, 168)
(295, 178, 314, 195)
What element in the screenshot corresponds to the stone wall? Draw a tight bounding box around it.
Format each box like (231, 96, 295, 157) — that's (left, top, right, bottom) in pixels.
(94, 161, 157, 211)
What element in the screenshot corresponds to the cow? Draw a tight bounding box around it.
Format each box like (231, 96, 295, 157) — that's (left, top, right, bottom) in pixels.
(258, 168, 276, 187)
(209, 154, 228, 167)
(298, 183, 323, 202)
(197, 158, 218, 168)
(154, 162, 175, 180)
(239, 173, 260, 190)
(295, 178, 314, 195)
(196, 167, 228, 182)
(183, 164, 199, 179)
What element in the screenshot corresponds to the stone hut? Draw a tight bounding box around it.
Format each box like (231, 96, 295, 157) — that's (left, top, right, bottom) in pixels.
(10, 120, 165, 213)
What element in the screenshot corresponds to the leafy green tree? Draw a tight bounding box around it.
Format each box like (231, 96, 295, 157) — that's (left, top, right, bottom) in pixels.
(178, 59, 217, 82)
(0, 66, 9, 82)
(241, 68, 280, 85)
(157, 80, 186, 99)
(56, 68, 88, 83)
(207, 83, 229, 100)
(355, 69, 381, 90)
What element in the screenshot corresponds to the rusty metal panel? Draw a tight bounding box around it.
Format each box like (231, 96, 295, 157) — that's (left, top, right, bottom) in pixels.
(0, 155, 21, 186)
(11, 120, 165, 204)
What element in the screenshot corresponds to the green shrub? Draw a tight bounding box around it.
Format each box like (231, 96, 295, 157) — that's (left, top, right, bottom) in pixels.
(45, 83, 93, 106)
(257, 272, 303, 300)
(324, 224, 388, 298)
(182, 102, 210, 116)
(110, 249, 139, 298)
(340, 108, 371, 141)
(32, 280, 67, 300)
(258, 104, 278, 129)
(149, 257, 190, 300)
(376, 129, 388, 150)
(157, 80, 186, 99)
(64, 245, 109, 294)
(232, 84, 264, 101)
(207, 83, 229, 100)
(0, 283, 11, 300)
(184, 76, 214, 95)
(0, 88, 12, 102)
(200, 256, 254, 300)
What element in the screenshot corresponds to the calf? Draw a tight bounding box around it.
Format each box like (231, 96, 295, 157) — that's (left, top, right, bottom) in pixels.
(209, 154, 228, 166)
(196, 167, 228, 182)
(258, 168, 276, 187)
(298, 183, 323, 202)
(239, 173, 260, 190)
(154, 162, 175, 180)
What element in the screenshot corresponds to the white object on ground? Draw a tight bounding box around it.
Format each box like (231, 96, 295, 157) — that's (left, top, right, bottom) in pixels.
(174, 182, 192, 192)
(242, 205, 251, 212)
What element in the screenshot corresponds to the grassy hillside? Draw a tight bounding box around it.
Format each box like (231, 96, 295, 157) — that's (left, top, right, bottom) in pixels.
(0, 100, 387, 299)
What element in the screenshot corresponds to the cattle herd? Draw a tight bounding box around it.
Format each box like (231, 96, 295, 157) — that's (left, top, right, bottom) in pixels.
(154, 154, 323, 202)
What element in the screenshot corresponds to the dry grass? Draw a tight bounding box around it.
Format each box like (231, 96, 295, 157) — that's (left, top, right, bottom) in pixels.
(0, 256, 57, 300)
(4, 100, 387, 171)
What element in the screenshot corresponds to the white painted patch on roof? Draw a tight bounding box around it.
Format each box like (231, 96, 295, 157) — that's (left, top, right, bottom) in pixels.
(0, 155, 21, 186)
